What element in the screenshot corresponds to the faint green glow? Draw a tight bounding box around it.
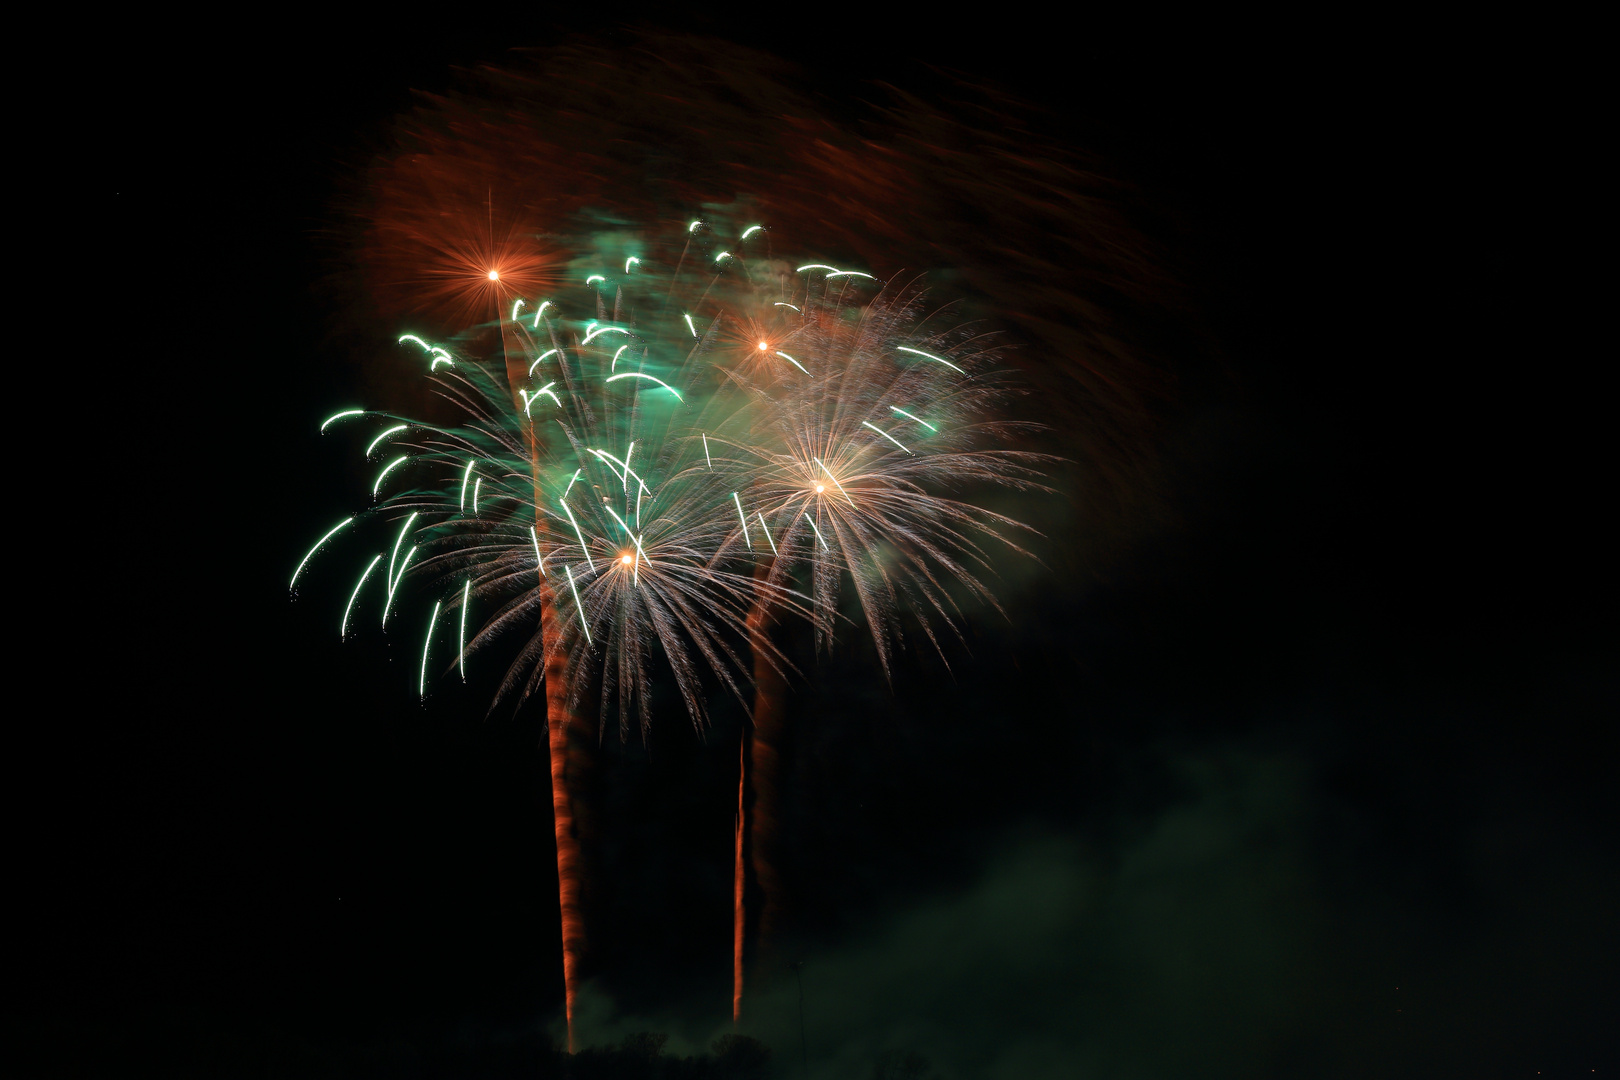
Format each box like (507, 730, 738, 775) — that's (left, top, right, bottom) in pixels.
(383, 546, 416, 628)
(683, 313, 698, 338)
(803, 513, 829, 551)
(757, 513, 777, 555)
(365, 424, 407, 458)
(387, 513, 419, 588)
(340, 554, 383, 639)
(862, 421, 911, 454)
(797, 264, 837, 273)
(528, 348, 559, 376)
(896, 346, 964, 373)
(565, 564, 591, 644)
(605, 505, 634, 538)
(890, 406, 938, 432)
(511, 299, 525, 320)
(733, 493, 752, 549)
(320, 409, 364, 431)
(813, 458, 857, 506)
(420, 600, 441, 697)
(742, 225, 764, 238)
(702, 433, 712, 469)
(773, 303, 801, 312)
(372, 455, 408, 497)
(625, 256, 641, 273)
(460, 460, 475, 513)
(605, 373, 682, 400)
(774, 351, 811, 376)
(291, 517, 354, 588)
(459, 579, 469, 679)
(558, 498, 595, 570)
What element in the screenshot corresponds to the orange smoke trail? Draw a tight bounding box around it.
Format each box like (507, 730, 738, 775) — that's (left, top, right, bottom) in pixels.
(544, 590, 589, 1054)
(739, 564, 789, 1008)
(732, 733, 747, 1026)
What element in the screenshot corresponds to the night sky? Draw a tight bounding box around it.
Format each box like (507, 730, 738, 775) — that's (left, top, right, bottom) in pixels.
(29, 14, 1613, 1078)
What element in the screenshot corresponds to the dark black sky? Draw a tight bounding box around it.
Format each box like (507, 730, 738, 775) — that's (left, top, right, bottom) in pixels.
(26, 12, 1612, 1079)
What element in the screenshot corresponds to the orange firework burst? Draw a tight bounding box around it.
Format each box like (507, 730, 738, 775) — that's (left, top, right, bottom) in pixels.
(363, 145, 562, 330)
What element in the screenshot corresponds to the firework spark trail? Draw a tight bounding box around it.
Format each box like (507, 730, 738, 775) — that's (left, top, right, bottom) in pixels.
(713, 274, 1054, 1019)
(301, 218, 829, 1046)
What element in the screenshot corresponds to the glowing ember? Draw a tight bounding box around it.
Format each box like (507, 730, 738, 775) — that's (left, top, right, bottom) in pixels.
(487, 269, 500, 280)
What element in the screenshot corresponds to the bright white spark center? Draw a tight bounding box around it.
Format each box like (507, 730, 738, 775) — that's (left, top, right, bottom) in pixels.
(487, 270, 500, 280)
(620, 554, 633, 565)
(815, 484, 826, 493)
(758, 341, 768, 351)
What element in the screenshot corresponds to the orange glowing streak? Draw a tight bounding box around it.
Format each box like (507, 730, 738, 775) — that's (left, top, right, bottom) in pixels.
(543, 587, 589, 1054)
(733, 733, 746, 1025)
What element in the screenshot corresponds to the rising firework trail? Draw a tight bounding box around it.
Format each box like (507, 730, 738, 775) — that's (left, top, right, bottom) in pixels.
(292, 217, 815, 1048)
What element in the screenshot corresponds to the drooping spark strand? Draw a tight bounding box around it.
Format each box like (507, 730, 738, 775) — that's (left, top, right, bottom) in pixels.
(604, 505, 635, 539)
(564, 564, 591, 644)
(563, 468, 582, 497)
(605, 372, 682, 399)
(459, 579, 469, 679)
(387, 512, 419, 588)
(895, 345, 964, 373)
(631, 533, 649, 585)
(702, 433, 713, 469)
(586, 275, 605, 286)
(420, 600, 441, 697)
(558, 498, 595, 570)
(611, 345, 630, 371)
(531, 301, 553, 329)
(624, 256, 640, 273)
(372, 455, 408, 497)
(582, 325, 630, 345)
(529, 348, 559, 376)
(861, 421, 911, 454)
(803, 513, 829, 551)
(511, 299, 525, 320)
(773, 303, 801, 312)
(530, 525, 545, 576)
(365, 424, 408, 458)
(683, 314, 698, 337)
(688, 220, 703, 233)
(320, 409, 364, 431)
(813, 458, 857, 506)
(459, 460, 475, 513)
(341, 554, 383, 639)
(473, 476, 482, 514)
(890, 406, 938, 432)
(734, 493, 752, 549)
(757, 513, 777, 555)
(827, 270, 874, 279)
(742, 225, 764, 238)
(797, 264, 837, 273)
(382, 546, 417, 628)
(291, 517, 355, 589)
(774, 351, 811, 376)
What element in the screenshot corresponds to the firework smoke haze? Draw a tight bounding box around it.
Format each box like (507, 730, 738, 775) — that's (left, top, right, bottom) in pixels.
(342, 35, 1163, 531)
